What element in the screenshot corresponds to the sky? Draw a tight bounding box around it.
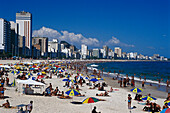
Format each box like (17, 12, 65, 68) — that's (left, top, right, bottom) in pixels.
(0, 0, 169, 57)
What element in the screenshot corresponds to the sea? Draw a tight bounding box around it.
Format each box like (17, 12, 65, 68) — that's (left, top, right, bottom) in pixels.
(87, 61, 170, 92)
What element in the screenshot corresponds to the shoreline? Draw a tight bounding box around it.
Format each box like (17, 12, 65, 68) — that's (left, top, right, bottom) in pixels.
(0, 59, 168, 113)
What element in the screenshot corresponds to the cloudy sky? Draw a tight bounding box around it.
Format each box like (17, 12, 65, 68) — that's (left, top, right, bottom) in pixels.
(0, 0, 169, 57)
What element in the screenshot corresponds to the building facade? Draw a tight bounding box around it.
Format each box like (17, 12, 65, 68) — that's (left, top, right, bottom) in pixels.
(16, 11, 32, 56)
(0, 18, 11, 53)
(114, 47, 122, 58)
(32, 37, 48, 57)
(81, 44, 88, 59)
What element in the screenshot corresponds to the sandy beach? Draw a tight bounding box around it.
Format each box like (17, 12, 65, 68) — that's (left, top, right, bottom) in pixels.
(0, 60, 168, 113)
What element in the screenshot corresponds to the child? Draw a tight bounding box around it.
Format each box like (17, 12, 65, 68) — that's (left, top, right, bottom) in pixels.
(128, 94, 132, 109)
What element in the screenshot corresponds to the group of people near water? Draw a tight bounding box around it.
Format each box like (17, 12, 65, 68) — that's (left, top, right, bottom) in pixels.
(0, 60, 169, 113)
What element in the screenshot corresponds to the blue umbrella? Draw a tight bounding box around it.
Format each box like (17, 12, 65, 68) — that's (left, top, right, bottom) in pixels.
(85, 77, 89, 79)
(90, 78, 99, 82)
(91, 75, 95, 77)
(77, 76, 83, 80)
(62, 79, 69, 81)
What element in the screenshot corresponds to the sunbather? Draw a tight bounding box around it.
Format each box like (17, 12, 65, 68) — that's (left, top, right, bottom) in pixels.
(59, 91, 72, 99)
(2, 100, 10, 108)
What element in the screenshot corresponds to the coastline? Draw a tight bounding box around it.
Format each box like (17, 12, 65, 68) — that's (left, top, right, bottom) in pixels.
(0, 59, 168, 113)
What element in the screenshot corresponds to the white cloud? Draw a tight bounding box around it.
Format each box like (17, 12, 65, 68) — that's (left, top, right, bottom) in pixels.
(33, 27, 61, 39)
(106, 36, 135, 47)
(33, 27, 134, 48)
(33, 27, 100, 47)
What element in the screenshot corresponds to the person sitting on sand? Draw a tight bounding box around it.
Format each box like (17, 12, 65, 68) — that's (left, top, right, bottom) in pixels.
(76, 93, 85, 97)
(108, 87, 113, 92)
(163, 103, 169, 110)
(2, 100, 10, 108)
(92, 106, 101, 113)
(26, 101, 33, 113)
(146, 100, 150, 105)
(59, 91, 72, 99)
(52, 87, 60, 96)
(153, 103, 161, 112)
(98, 85, 104, 91)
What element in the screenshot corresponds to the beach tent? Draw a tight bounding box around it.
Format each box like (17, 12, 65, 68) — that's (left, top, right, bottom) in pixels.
(0, 65, 11, 69)
(17, 79, 45, 86)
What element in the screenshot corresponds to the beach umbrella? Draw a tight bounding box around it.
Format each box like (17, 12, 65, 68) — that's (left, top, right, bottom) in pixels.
(29, 68, 35, 70)
(26, 72, 33, 76)
(62, 79, 69, 81)
(65, 75, 70, 78)
(42, 72, 46, 74)
(68, 80, 76, 83)
(130, 88, 143, 93)
(37, 72, 42, 75)
(164, 100, 170, 106)
(90, 78, 99, 82)
(65, 89, 79, 96)
(82, 97, 99, 104)
(77, 76, 83, 80)
(141, 96, 157, 101)
(85, 77, 89, 80)
(97, 78, 104, 81)
(17, 71, 21, 74)
(11, 79, 16, 87)
(10, 70, 17, 75)
(37, 75, 44, 79)
(90, 75, 95, 77)
(160, 108, 170, 113)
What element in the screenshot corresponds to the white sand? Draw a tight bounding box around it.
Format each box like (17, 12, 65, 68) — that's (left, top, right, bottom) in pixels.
(0, 60, 166, 113)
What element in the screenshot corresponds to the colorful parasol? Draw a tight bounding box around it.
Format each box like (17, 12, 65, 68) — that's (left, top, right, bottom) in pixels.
(130, 88, 143, 93)
(82, 97, 99, 104)
(65, 89, 79, 96)
(141, 96, 157, 101)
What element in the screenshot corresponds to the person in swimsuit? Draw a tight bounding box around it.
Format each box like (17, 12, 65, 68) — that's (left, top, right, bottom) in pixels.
(128, 94, 132, 109)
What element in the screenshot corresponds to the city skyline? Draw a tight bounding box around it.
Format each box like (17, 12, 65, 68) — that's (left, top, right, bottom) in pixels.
(0, 0, 169, 57)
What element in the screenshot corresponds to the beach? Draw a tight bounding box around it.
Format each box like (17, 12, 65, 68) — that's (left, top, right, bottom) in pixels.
(0, 60, 168, 113)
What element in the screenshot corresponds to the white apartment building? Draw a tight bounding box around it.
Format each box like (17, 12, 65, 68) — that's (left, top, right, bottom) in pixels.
(16, 11, 32, 55)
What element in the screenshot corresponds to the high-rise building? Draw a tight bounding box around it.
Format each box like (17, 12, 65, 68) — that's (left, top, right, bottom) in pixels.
(48, 39, 61, 58)
(32, 37, 48, 57)
(81, 44, 88, 59)
(0, 18, 11, 53)
(114, 47, 122, 58)
(93, 48, 100, 58)
(10, 21, 19, 56)
(103, 45, 108, 58)
(16, 11, 32, 56)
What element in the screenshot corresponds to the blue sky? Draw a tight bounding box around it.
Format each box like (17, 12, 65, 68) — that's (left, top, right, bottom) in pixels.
(0, 0, 169, 57)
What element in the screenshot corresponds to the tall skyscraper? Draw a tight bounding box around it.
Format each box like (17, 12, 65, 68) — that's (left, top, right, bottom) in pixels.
(81, 44, 88, 59)
(10, 21, 19, 56)
(16, 11, 32, 56)
(0, 18, 11, 53)
(114, 47, 122, 58)
(103, 45, 109, 58)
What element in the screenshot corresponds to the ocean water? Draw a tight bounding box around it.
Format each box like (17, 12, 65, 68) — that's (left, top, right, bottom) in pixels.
(88, 61, 170, 84)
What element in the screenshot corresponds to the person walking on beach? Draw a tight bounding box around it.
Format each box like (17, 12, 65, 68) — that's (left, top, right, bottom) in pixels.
(128, 94, 132, 109)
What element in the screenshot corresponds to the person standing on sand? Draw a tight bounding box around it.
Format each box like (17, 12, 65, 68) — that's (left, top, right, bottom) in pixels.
(167, 80, 169, 87)
(128, 94, 132, 109)
(142, 81, 145, 88)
